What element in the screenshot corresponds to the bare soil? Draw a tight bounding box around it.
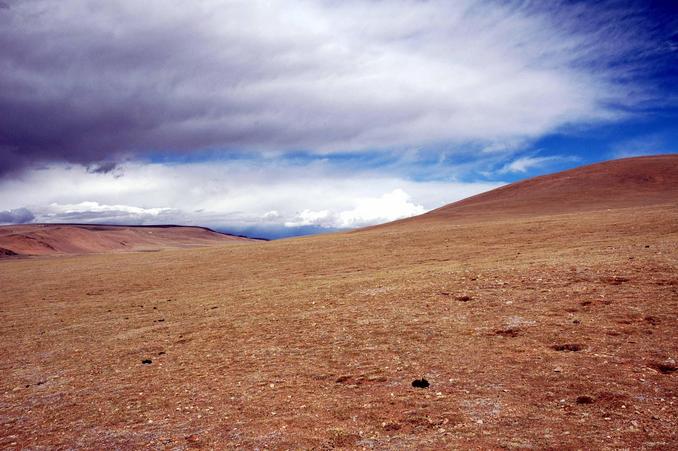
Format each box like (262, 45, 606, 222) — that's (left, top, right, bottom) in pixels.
(0, 156, 676, 449)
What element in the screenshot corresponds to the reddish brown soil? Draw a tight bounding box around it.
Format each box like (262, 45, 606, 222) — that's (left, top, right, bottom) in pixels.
(0, 156, 676, 449)
(0, 224, 256, 257)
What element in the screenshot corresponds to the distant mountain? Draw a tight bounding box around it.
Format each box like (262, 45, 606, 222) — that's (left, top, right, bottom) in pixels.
(0, 224, 259, 257)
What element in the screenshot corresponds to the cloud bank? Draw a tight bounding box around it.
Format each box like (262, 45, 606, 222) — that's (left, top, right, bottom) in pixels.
(0, 207, 34, 224)
(0, 0, 655, 175)
(0, 160, 501, 234)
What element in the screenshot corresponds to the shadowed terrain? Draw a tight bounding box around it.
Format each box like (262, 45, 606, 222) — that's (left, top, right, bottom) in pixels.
(0, 224, 256, 257)
(0, 156, 676, 449)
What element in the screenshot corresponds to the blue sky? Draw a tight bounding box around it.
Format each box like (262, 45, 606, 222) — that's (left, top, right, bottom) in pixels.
(0, 0, 676, 238)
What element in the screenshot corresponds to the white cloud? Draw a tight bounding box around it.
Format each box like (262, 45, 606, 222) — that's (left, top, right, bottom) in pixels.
(51, 201, 169, 216)
(36, 201, 174, 225)
(285, 210, 333, 228)
(284, 189, 426, 228)
(338, 189, 425, 228)
(262, 210, 281, 220)
(0, 161, 503, 231)
(498, 156, 567, 174)
(609, 135, 674, 159)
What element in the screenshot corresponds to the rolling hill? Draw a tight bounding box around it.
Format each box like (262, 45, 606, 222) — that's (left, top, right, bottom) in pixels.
(0, 224, 256, 257)
(384, 154, 678, 226)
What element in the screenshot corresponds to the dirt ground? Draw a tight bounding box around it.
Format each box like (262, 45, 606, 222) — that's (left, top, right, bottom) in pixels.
(1, 203, 677, 449)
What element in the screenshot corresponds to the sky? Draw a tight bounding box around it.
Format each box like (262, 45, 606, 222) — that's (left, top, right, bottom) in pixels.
(0, 0, 676, 238)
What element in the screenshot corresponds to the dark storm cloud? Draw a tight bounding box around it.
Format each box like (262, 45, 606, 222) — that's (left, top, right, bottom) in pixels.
(0, 207, 34, 224)
(86, 162, 118, 174)
(0, 0, 664, 177)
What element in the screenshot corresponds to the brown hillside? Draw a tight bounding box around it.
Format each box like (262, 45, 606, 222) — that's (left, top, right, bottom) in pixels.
(0, 224, 255, 256)
(390, 155, 678, 226)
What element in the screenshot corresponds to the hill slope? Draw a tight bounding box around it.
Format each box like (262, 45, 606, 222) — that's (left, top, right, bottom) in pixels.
(0, 155, 676, 448)
(390, 154, 678, 226)
(0, 224, 255, 256)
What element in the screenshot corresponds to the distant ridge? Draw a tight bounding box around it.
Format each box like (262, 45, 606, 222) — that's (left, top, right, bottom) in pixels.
(375, 155, 678, 228)
(0, 224, 260, 257)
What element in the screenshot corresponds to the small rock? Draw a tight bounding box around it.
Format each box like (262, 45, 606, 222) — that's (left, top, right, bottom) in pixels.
(552, 343, 583, 352)
(142, 359, 153, 365)
(576, 395, 594, 404)
(649, 360, 677, 374)
(554, 367, 563, 373)
(644, 316, 659, 326)
(383, 422, 401, 431)
(495, 328, 520, 337)
(412, 378, 430, 388)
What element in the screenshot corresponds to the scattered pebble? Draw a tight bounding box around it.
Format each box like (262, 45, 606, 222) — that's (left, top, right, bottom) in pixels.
(495, 328, 521, 337)
(576, 395, 594, 404)
(412, 378, 430, 388)
(644, 316, 659, 326)
(552, 343, 583, 352)
(649, 359, 676, 374)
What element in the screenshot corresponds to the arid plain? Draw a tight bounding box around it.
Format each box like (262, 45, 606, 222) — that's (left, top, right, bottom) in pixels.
(1, 156, 677, 449)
